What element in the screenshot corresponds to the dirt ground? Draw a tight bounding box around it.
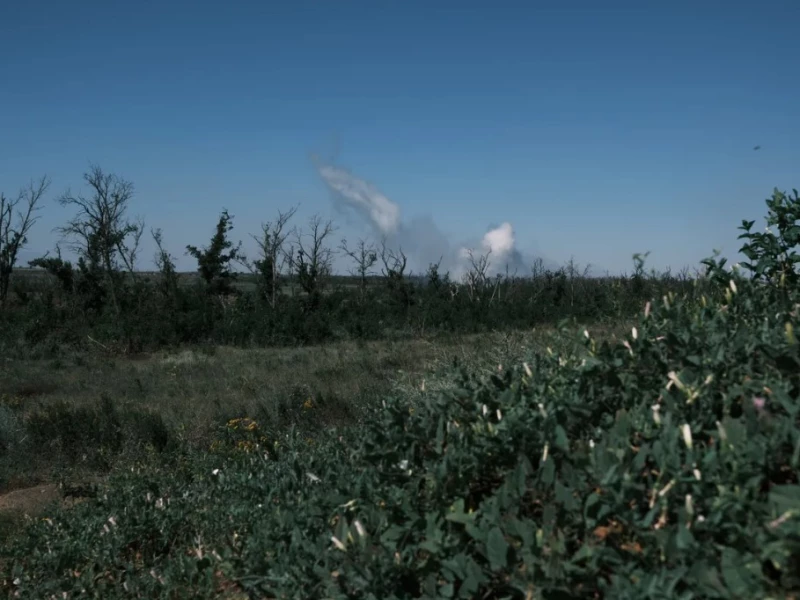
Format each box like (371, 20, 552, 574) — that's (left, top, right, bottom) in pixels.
(0, 482, 94, 548)
(0, 483, 61, 517)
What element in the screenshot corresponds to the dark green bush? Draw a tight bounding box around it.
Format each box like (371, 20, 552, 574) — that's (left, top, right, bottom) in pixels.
(25, 398, 124, 467)
(22, 397, 174, 471)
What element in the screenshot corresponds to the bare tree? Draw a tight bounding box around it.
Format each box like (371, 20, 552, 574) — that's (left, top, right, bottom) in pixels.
(379, 237, 413, 309)
(289, 215, 336, 302)
(563, 256, 592, 309)
(462, 247, 512, 307)
(340, 237, 377, 301)
(462, 247, 491, 303)
(56, 165, 143, 315)
(0, 176, 50, 307)
(243, 205, 297, 308)
(378, 237, 408, 280)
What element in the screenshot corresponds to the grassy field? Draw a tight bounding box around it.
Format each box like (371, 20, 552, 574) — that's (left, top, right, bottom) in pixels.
(0, 324, 628, 545)
(8, 267, 391, 297)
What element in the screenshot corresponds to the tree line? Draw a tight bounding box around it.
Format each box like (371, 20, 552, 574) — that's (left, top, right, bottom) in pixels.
(0, 165, 709, 353)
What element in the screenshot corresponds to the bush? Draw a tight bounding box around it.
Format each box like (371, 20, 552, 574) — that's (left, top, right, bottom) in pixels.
(22, 397, 174, 471)
(0, 404, 23, 456)
(25, 398, 123, 467)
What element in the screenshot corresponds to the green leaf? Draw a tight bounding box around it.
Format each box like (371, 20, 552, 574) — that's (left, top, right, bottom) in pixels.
(555, 480, 578, 512)
(461, 556, 486, 596)
(554, 424, 569, 452)
(540, 458, 555, 486)
(721, 548, 762, 597)
(584, 491, 602, 524)
(486, 526, 509, 571)
(465, 523, 485, 544)
(675, 523, 695, 550)
(685, 354, 701, 366)
(769, 484, 800, 514)
(419, 538, 441, 554)
(446, 498, 476, 524)
(571, 542, 594, 563)
(688, 561, 727, 597)
(380, 525, 406, 546)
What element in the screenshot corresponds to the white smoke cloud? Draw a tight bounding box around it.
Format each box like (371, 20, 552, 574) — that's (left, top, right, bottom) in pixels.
(457, 223, 515, 263)
(482, 222, 515, 258)
(317, 164, 401, 235)
(454, 223, 521, 280)
(316, 160, 537, 278)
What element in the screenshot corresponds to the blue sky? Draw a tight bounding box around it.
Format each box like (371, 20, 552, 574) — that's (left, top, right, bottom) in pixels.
(1, 0, 798, 275)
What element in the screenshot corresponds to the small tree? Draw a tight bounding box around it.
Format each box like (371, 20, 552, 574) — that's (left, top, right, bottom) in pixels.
(29, 245, 75, 296)
(152, 228, 179, 303)
(245, 206, 297, 308)
(340, 237, 378, 302)
(56, 165, 143, 315)
(462, 247, 492, 304)
(0, 176, 50, 307)
(289, 215, 336, 306)
(738, 188, 800, 289)
(186, 208, 242, 296)
(379, 238, 413, 311)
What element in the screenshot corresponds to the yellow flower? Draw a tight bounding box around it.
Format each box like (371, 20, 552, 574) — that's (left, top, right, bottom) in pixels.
(302, 398, 313, 410)
(236, 440, 256, 453)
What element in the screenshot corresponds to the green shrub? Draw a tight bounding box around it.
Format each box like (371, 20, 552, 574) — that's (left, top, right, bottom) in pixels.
(0, 404, 23, 456)
(22, 397, 174, 471)
(25, 398, 123, 467)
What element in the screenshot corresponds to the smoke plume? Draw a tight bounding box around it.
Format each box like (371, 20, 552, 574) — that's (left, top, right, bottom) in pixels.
(317, 164, 401, 236)
(316, 161, 535, 279)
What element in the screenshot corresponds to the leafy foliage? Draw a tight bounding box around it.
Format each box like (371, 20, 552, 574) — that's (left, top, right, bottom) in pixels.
(2, 188, 800, 598)
(738, 188, 800, 287)
(185, 209, 242, 297)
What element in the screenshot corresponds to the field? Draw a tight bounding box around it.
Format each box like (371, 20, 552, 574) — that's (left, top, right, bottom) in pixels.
(1, 328, 622, 531)
(0, 187, 798, 598)
(0, 328, 624, 593)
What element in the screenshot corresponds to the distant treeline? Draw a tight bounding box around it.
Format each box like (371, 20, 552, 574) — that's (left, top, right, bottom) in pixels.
(2, 259, 704, 354)
(0, 165, 717, 353)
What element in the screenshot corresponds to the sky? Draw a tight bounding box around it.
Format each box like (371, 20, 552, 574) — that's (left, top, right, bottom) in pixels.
(1, 0, 798, 276)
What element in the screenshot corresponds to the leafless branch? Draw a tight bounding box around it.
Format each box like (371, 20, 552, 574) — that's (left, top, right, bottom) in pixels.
(340, 237, 377, 299)
(243, 205, 298, 307)
(290, 214, 336, 298)
(0, 175, 50, 306)
(378, 237, 407, 279)
(56, 165, 142, 314)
